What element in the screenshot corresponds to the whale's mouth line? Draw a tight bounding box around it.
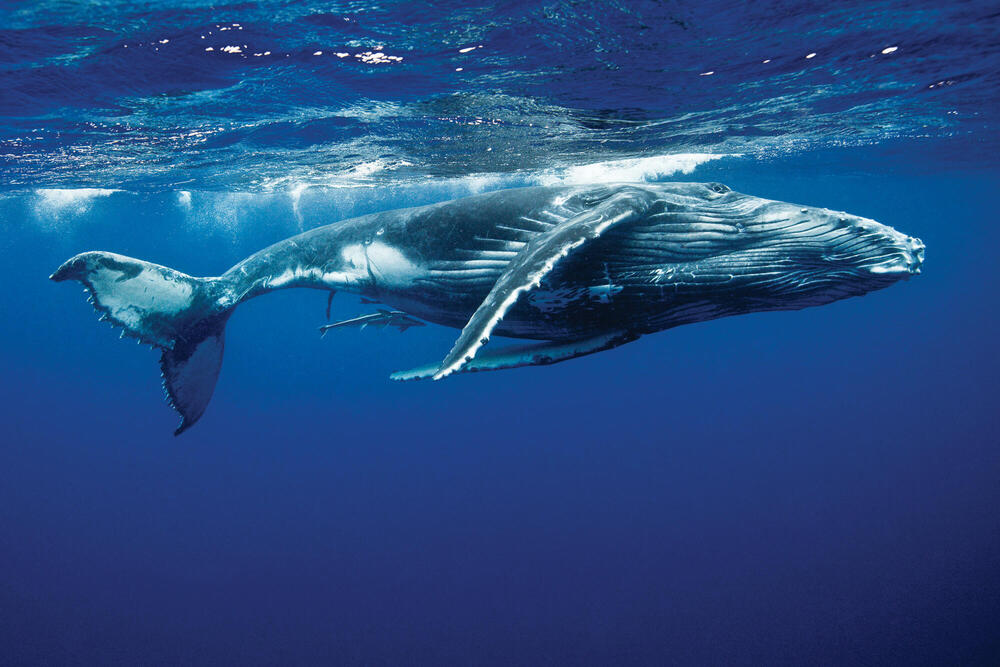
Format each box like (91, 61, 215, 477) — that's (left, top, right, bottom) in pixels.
(869, 262, 914, 275)
(874, 236, 924, 275)
(814, 229, 925, 277)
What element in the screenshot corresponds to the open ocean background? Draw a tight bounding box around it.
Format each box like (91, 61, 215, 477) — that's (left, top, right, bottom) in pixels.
(2, 1, 999, 664)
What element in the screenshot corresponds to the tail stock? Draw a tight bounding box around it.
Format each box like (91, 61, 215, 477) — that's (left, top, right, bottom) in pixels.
(51, 251, 233, 435)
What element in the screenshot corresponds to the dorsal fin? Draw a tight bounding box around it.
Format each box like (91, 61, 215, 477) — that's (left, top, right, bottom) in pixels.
(432, 188, 653, 380)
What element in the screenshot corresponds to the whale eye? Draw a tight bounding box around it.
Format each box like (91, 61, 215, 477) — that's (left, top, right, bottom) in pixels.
(647, 199, 675, 215)
(708, 182, 731, 194)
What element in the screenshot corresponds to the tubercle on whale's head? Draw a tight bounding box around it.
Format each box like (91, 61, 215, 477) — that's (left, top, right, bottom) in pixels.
(794, 206, 920, 274)
(649, 185, 924, 309)
(738, 195, 924, 302)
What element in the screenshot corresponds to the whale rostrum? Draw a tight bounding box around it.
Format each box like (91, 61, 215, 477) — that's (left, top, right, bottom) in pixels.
(51, 182, 924, 434)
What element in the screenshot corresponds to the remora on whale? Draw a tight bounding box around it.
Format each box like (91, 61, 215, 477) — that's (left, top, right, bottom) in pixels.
(51, 182, 924, 434)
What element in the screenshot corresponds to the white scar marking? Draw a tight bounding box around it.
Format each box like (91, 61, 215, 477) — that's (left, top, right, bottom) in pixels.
(267, 242, 422, 290)
(94, 268, 193, 329)
(341, 241, 422, 287)
(264, 267, 307, 289)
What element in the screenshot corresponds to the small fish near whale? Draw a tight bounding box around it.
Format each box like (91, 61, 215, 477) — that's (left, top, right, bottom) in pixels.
(51, 182, 924, 434)
(319, 309, 425, 335)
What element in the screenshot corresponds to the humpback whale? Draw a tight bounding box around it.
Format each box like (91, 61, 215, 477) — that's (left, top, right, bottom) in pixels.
(51, 182, 924, 434)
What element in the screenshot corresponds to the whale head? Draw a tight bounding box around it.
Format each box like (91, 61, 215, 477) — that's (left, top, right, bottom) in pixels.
(644, 182, 924, 315)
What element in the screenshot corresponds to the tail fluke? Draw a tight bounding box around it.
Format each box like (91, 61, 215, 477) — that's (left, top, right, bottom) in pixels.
(160, 327, 226, 435)
(51, 251, 232, 435)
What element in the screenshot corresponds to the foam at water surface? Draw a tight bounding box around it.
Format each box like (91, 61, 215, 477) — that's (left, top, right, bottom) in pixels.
(1, 1, 997, 191)
(23, 153, 737, 236)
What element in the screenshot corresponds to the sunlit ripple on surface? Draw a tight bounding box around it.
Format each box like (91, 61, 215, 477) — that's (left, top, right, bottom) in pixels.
(0, 0, 997, 191)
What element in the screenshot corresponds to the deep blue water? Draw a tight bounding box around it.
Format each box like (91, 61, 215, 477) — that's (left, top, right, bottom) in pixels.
(2, 2, 999, 665)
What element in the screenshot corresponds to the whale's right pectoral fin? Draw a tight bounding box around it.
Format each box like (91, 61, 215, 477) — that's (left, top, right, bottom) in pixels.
(392, 331, 640, 381)
(432, 190, 652, 380)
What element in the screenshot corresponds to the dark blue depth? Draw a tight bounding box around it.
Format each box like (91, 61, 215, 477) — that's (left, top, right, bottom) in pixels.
(1, 1, 999, 665)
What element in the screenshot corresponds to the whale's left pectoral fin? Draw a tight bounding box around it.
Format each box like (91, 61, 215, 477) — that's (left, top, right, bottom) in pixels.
(392, 331, 640, 381)
(432, 190, 652, 380)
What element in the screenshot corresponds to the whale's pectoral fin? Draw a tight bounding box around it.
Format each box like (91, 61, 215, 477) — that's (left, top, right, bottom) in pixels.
(392, 331, 640, 381)
(432, 190, 652, 380)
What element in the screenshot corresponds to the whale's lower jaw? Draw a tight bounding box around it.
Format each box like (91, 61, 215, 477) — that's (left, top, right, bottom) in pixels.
(376, 271, 899, 342)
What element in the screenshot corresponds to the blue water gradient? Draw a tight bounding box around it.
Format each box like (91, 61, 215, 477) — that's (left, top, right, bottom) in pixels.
(1, 2, 999, 665)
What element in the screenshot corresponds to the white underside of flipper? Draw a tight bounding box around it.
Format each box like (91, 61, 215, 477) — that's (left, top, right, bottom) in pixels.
(391, 331, 640, 381)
